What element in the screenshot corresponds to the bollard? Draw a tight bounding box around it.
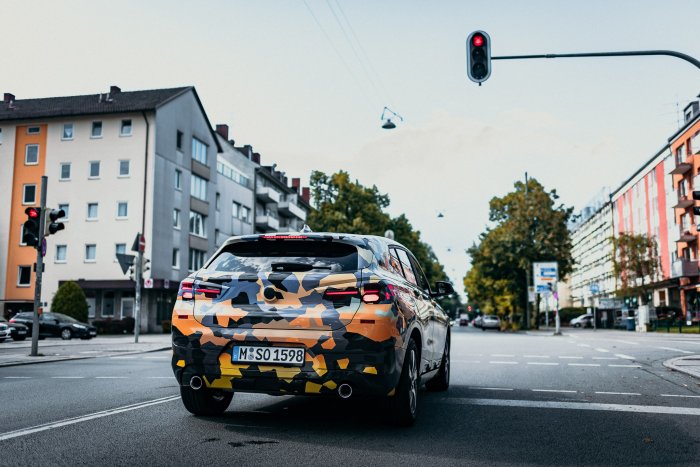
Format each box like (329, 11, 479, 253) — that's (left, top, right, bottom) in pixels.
(678, 318, 683, 334)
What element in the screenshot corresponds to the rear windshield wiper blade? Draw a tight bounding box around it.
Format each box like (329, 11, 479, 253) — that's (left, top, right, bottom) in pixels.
(270, 262, 332, 272)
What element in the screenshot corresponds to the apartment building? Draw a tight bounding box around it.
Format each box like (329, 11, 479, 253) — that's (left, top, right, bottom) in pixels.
(0, 86, 222, 332)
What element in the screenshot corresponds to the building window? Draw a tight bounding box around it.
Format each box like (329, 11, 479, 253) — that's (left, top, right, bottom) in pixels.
(0, 128, 3, 144)
(23, 184, 36, 204)
(55, 245, 67, 263)
(191, 137, 208, 165)
(172, 248, 180, 268)
(117, 202, 128, 218)
(89, 161, 100, 178)
(119, 160, 130, 176)
(232, 202, 240, 219)
(176, 130, 183, 151)
(85, 244, 97, 262)
(120, 119, 132, 136)
(87, 203, 98, 220)
(91, 121, 102, 138)
(190, 174, 207, 200)
(25, 144, 39, 165)
(62, 123, 74, 140)
(115, 243, 126, 258)
(189, 249, 205, 272)
(19, 224, 26, 246)
(240, 206, 250, 223)
(189, 211, 207, 237)
(173, 208, 181, 228)
(17, 266, 31, 286)
(175, 169, 182, 189)
(215, 192, 220, 211)
(60, 163, 71, 180)
(26, 126, 40, 135)
(58, 203, 69, 221)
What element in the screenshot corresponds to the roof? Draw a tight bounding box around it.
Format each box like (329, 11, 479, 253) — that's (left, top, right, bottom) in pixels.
(0, 87, 191, 122)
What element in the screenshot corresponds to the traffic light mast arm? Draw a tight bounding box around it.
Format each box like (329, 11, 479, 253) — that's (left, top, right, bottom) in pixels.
(492, 49, 700, 71)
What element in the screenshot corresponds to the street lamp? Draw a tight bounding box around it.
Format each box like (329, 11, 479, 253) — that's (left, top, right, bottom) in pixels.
(381, 106, 404, 130)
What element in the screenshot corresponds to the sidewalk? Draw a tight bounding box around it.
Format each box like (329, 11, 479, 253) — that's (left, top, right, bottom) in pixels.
(0, 334, 171, 367)
(664, 355, 700, 379)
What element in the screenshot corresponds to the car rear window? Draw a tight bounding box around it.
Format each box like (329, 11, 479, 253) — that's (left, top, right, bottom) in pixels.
(204, 240, 359, 273)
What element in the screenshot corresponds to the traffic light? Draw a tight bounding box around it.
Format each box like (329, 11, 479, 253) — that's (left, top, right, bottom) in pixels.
(467, 305, 473, 312)
(23, 207, 41, 247)
(142, 258, 151, 275)
(128, 264, 136, 281)
(46, 208, 66, 236)
(466, 30, 491, 84)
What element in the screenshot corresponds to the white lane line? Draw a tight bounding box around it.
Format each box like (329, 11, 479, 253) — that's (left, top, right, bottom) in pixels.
(660, 394, 700, 399)
(489, 361, 518, 365)
(95, 376, 128, 379)
(470, 387, 514, 391)
(109, 356, 136, 360)
(559, 356, 583, 359)
(491, 354, 515, 357)
(592, 357, 618, 360)
(51, 376, 85, 379)
(447, 398, 700, 416)
(568, 363, 600, 367)
(611, 339, 639, 345)
(656, 347, 693, 354)
(609, 364, 641, 368)
(523, 355, 549, 359)
(143, 356, 169, 360)
(452, 360, 481, 364)
(594, 348, 610, 353)
(595, 391, 641, 396)
(0, 395, 179, 442)
(532, 389, 578, 394)
(3, 376, 31, 379)
(615, 354, 636, 360)
(577, 344, 591, 348)
(527, 362, 559, 366)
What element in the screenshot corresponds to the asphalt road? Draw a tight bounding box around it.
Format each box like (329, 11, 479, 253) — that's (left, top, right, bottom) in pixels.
(1, 327, 699, 466)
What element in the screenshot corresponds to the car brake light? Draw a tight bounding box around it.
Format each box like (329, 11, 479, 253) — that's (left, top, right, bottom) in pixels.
(261, 235, 308, 240)
(362, 283, 394, 304)
(9, 319, 15, 323)
(179, 280, 194, 300)
(323, 288, 359, 301)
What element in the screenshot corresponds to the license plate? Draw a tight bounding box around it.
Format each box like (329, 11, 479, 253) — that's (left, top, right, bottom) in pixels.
(17, 330, 26, 335)
(232, 346, 305, 366)
(90, 331, 97, 336)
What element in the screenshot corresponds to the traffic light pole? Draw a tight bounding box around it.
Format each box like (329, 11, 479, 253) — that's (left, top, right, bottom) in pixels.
(492, 50, 700, 71)
(134, 247, 142, 344)
(30, 176, 47, 357)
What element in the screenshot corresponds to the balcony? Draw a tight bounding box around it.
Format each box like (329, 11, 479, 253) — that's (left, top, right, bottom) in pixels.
(256, 186, 280, 204)
(671, 259, 700, 278)
(277, 200, 307, 221)
(255, 215, 279, 232)
(673, 194, 694, 209)
(669, 163, 692, 175)
(677, 227, 697, 243)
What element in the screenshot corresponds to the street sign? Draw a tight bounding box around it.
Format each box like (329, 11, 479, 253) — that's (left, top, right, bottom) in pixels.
(131, 233, 145, 252)
(589, 282, 600, 294)
(164, 279, 170, 289)
(599, 298, 623, 309)
(533, 262, 558, 293)
(144, 278, 154, 289)
(116, 253, 136, 275)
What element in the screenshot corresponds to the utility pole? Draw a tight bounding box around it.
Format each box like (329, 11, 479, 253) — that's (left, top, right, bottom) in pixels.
(524, 172, 531, 330)
(30, 176, 47, 357)
(132, 233, 145, 343)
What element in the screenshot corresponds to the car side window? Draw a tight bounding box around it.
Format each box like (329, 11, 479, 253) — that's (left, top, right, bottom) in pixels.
(388, 248, 405, 277)
(408, 253, 431, 293)
(43, 312, 56, 321)
(395, 249, 418, 287)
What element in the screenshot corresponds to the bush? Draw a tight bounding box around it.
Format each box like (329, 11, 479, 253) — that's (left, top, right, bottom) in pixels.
(51, 281, 88, 322)
(92, 317, 135, 335)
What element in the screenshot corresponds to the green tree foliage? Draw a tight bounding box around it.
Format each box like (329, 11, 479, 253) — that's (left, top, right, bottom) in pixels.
(51, 281, 89, 322)
(464, 178, 573, 327)
(307, 170, 447, 286)
(611, 232, 660, 303)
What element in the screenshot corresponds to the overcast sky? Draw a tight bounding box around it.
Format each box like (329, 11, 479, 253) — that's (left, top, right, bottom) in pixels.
(3, 0, 700, 295)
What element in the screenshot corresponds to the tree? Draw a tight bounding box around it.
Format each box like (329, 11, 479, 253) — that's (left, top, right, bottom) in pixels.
(51, 281, 89, 322)
(611, 232, 660, 304)
(464, 177, 573, 328)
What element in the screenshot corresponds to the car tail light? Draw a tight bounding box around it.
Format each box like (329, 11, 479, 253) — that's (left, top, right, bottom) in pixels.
(261, 235, 308, 240)
(361, 283, 395, 304)
(179, 280, 194, 300)
(323, 288, 359, 302)
(8, 319, 15, 323)
(179, 280, 221, 300)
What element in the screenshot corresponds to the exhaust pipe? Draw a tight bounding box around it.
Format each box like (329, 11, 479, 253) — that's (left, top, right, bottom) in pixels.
(338, 383, 353, 399)
(189, 375, 203, 390)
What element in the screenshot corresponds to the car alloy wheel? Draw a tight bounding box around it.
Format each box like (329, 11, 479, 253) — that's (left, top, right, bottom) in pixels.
(61, 328, 72, 340)
(408, 348, 418, 415)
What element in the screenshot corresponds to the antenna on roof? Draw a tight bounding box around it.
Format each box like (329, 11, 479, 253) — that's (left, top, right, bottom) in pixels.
(300, 224, 313, 233)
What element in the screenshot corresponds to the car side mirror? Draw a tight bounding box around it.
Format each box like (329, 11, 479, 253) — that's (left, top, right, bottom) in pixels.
(433, 281, 454, 297)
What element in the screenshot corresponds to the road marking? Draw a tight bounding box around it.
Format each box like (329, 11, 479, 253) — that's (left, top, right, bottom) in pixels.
(592, 357, 618, 360)
(51, 376, 85, 379)
(595, 391, 641, 396)
(0, 395, 179, 442)
(526, 362, 559, 366)
(577, 344, 591, 348)
(109, 356, 136, 360)
(532, 389, 577, 394)
(489, 361, 518, 365)
(3, 376, 31, 379)
(660, 394, 700, 399)
(453, 360, 481, 364)
(491, 354, 515, 357)
(447, 398, 700, 416)
(568, 363, 600, 367)
(559, 356, 583, 359)
(594, 348, 610, 353)
(615, 354, 635, 360)
(95, 376, 128, 379)
(143, 356, 169, 360)
(147, 376, 173, 379)
(608, 364, 641, 368)
(469, 387, 513, 391)
(523, 355, 549, 358)
(656, 347, 693, 354)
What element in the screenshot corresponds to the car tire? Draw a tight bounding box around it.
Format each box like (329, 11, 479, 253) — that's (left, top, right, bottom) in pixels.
(180, 385, 233, 416)
(389, 339, 419, 426)
(12, 336, 26, 341)
(426, 337, 449, 392)
(481, 326, 486, 331)
(61, 328, 73, 340)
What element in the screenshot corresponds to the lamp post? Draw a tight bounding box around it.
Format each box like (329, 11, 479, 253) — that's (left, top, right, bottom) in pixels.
(381, 107, 404, 129)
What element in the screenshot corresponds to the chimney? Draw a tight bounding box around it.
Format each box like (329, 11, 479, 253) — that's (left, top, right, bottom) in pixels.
(215, 124, 229, 140)
(109, 85, 121, 96)
(252, 153, 261, 164)
(243, 145, 253, 159)
(301, 187, 310, 202)
(4, 93, 15, 103)
(292, 178, 300, 192)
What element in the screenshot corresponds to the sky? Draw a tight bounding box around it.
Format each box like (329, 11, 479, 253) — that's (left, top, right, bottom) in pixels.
(3, 0, 700, 297)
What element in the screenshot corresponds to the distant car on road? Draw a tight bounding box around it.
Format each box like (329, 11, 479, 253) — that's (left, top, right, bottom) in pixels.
(459, 316, 470, 326)
(570, 314, 593, 328)
(0, 316, 28, 341)
(481, 315, 501, 331)
(10, 312, 96, 340)
(473, 315, 483, 328)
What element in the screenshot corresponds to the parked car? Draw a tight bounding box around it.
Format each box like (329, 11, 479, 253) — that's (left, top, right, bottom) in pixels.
(570, 314, 593, 328)
(171, 232, 454, 425)
(0, 322, 11, 341)
(0, 316, 28, 341)
(10, 312, 96, 340)
(481, 315, 501, 331)
(459, 316, 470, 326)
(473, 315, 483, 328)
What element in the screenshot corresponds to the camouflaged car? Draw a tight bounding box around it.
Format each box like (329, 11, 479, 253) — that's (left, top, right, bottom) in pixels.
(171, 232, 453, 425)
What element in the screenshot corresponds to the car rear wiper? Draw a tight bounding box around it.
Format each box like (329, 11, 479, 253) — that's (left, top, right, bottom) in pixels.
(270, 262, 332, 272)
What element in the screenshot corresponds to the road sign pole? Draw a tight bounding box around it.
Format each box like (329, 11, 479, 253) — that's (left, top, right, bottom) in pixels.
(133, 233, 144, 344)
(30, 176, 47, 357)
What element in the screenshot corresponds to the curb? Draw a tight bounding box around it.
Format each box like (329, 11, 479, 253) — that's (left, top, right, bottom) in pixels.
(663, 355, 700, 380)
(0, 345, 170, 368)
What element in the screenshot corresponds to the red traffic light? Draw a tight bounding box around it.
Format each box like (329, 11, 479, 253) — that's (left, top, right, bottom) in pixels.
(25, 207, 40, 219)
(472, 34, 485, 47)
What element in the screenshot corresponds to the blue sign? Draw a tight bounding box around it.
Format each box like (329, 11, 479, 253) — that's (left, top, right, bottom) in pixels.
(589, 283, 600, 294)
